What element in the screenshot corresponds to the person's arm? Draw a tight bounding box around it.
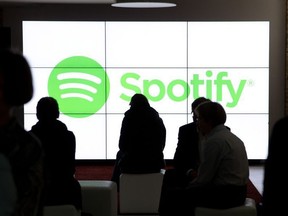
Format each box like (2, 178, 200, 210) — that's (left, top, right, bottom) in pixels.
(173, 126, 185, 168)
(67, 131, 76, 176)
(159, 118, 166, 150)
(118, 117, 129, 151)
(188, 138, 223, 187)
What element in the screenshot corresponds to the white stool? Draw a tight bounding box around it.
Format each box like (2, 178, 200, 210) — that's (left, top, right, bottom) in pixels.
(119, 170, 165, 214)
(43, 205, 80, 216)
(80, 180, 117, 216)
(195, 198, 257, 216)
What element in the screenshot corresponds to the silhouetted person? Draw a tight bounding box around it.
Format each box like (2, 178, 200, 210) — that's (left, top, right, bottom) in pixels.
(262, 116, 287, 216)
(111, 93, 166, 187)
(159, 101, 249, 216)
(0, 48, 44, 216)
(174, 98, 210, 169)
(30, 97, 82, 211)
(161, 97, 211, 192)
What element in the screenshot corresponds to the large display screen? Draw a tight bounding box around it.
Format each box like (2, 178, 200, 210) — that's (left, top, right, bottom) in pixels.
(23, 21, 269, 160)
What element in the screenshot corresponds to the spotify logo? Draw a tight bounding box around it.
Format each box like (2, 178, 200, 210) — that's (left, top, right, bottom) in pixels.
(48, 56, 110, 118)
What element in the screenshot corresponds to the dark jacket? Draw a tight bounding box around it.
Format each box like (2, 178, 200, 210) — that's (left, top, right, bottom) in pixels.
(118, 106, 166, 173)
(173, 122, 200, 173)
(0, 118, 44, 216)
(30, 120, 81, 210)
(262, 116, 287, 216)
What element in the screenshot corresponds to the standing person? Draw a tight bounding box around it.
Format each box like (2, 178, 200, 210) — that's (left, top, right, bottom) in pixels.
(159, 101, 249, 216)
(111, 93, 166, 187)
(261, 116, 287, 216)
(0, 48, 44, 216)
(30, 97, 82, 212)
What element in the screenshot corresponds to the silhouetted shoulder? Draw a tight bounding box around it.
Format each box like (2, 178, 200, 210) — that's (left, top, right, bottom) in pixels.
(66, 130, 76, 142)
(179, 122, 195, 130)
(1, 119, 42, 161)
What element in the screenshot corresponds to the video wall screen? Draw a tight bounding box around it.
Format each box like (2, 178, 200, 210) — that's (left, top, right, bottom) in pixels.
(23, 21, 269, 160)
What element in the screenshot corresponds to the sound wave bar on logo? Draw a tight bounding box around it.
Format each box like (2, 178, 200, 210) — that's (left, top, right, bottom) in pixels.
(57, 72, 102, 102)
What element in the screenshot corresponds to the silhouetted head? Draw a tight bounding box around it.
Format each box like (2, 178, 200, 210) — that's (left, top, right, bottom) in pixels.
(36, 97, 59, 122)
(191, 97, 211, 122)
(194, 101, 226, 135)
(129, 93, 150, 108)
(0, 48, 33, 106)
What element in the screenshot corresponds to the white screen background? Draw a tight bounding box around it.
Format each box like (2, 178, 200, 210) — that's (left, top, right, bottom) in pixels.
(23, 21, 269, 160)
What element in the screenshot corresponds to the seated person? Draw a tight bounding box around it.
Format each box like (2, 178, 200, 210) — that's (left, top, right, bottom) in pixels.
(159, 101, 249, 216)
(30, 96, 82, 211)
(166, 97, 210, 187)
(0, 48, 44, 216)
(173, 97, 210, 173)
(111, 93, 166, 187)
(262, 116, 288, 216)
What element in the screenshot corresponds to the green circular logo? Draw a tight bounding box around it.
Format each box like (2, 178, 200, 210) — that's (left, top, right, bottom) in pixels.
(48, 56, 110, 118)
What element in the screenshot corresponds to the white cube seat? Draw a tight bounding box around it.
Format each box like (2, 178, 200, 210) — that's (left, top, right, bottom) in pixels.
(195, 197, 257, 216)
(119, 170, 165, 214)
(43, 205, 80, 216)
(80, 180, 117, 216)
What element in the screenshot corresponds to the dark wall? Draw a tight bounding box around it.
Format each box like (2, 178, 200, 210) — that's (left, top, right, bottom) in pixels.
(0, 26, 10, 49)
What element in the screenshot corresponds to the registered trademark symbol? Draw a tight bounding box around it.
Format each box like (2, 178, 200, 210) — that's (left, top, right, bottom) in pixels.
(247, 79, 254, 87)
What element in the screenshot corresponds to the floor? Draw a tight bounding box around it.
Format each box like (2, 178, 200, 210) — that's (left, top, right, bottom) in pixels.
(249, 165, 264, 195)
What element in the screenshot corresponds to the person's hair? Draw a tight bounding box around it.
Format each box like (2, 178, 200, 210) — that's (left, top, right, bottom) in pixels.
(195, 101, 226, 127)
(129, 93, 150, 108)
(192, 97, 211, 122)
(192, 97, 211, 111)
(36, 97, 60, 121)
(0, 48, 33, 106)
